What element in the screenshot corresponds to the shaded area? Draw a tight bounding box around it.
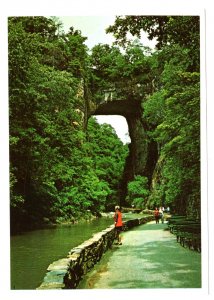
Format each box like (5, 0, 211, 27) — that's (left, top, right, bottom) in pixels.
(92, 100, 141, 118)
(78, 222, 201, 289)
(92, 99, 158, 205)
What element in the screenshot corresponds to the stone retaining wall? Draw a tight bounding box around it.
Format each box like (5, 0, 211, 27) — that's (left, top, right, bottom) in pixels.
(37, 215, 154, 289)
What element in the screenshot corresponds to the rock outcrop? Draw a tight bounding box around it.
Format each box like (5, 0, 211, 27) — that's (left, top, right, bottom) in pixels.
(89, 99, 158, 205)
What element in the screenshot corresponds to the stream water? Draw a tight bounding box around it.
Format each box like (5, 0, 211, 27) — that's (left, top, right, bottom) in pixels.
(10, 217, 114, 289)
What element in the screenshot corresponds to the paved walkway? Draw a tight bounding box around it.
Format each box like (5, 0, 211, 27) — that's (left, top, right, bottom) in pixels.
(78, 221, 201, 289)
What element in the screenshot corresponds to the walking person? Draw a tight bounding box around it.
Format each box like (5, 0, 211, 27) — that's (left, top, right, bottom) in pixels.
(159, 207, 164, 224)
(114, 206, 123, 245)
(154, 207, 159, 224)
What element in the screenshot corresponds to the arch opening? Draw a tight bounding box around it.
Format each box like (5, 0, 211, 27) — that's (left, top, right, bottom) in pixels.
(88, 99, 158, 207)
(95, 115, 131, 145)
(87, 115, 130, 209)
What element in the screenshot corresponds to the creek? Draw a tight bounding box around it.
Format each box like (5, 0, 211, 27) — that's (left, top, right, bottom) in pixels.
(10, 216, 114, 289)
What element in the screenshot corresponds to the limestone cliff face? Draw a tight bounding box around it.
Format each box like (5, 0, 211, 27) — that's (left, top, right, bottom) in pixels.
(87, 99, 158, 205)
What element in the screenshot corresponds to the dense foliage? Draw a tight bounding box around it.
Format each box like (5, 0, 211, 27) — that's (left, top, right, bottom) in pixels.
(89, 41, 153, 103)
(9, 15, 201, 231)
(107, 16, 200, 217)
(126, 175, 149, 208)
(9, 17, 128, 231)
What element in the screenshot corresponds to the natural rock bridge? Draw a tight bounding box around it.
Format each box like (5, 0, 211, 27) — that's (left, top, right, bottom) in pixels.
(87, 92, 158, 203)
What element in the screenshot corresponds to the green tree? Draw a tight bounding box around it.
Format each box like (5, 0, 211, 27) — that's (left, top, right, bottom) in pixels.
(106, 15, 199, 71)
(86, 118, 128, 210)
(9, 16, 91, 228)
(106, 15, 200, 217)
(9, 16, 128, 230)
(144, 46, 200, 216)
(126, 175, 149, 208)
(90, 40, 153, 103)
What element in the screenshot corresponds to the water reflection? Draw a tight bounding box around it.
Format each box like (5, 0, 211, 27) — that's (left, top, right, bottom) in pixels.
(10, 218, 113, 289)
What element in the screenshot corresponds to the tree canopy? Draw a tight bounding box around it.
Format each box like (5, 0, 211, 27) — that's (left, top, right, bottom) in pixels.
(106, 15, 200, 216)
(9, 15, 201, 231)
(9, 16, 128, 231)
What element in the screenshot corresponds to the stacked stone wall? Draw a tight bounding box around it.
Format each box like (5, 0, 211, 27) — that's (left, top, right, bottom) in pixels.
(37, 215, 154, 289)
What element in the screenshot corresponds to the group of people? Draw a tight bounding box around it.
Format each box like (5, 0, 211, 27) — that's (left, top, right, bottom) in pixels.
(154, 206, 167, 224)
(113, 205, 170, 245)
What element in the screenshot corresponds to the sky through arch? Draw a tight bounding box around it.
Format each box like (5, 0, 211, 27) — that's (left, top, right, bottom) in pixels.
(95, 115, 131, 144)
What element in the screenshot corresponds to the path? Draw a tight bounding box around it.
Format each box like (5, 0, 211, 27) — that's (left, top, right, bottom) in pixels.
(78, 221, 201, 289)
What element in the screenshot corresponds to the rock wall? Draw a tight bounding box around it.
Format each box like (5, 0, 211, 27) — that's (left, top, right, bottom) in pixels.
(37, 215, 154, 289)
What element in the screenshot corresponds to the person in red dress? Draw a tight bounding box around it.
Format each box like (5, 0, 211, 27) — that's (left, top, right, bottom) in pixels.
(114, 206, 123, 245)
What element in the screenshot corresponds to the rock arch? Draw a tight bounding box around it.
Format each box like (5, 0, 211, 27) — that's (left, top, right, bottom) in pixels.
(89, 99, 158, 205)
